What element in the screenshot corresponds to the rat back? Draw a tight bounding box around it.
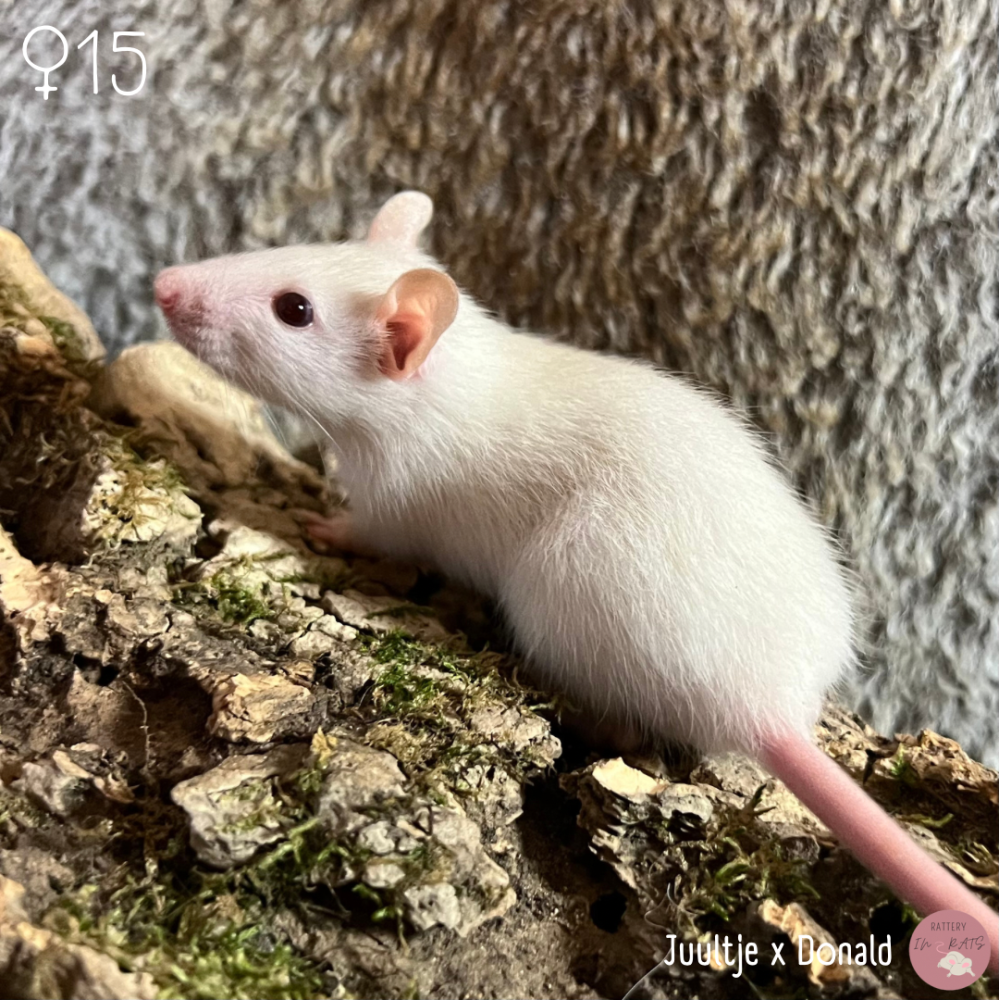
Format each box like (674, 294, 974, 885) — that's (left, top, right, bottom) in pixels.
(330, 313, 856, 753)
(501, 343, 854, 752)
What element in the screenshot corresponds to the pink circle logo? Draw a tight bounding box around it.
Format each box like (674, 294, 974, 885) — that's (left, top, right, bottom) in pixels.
(909, 909, 991, 990)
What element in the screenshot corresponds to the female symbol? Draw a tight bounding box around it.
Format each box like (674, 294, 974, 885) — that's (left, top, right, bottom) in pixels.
(22, 26, 69, 100)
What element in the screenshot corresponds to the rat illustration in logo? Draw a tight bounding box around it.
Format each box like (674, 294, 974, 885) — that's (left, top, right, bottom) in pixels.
(937, 950, 974, 978)
(909, 910, 991, 990)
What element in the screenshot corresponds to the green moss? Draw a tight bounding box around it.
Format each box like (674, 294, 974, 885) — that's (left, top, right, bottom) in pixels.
(112, 438, 187, 498)
(173, 564, 277, 626)
(0, 783, 49, 832)
(365, 631, 552, 784)
(36, 757, 361, 1000)
(2, 782, 318, 1000)
(51, 888, 326, 1000)
(889, 749, 920, 788)
(39, 314, 88, 364)
(368, 631, 538, 703)
(171, 543, 356, 629)
(688, 838, 821, 922)
(679, 787, 821, 925)
(0, 279, 94, 373)
(213, 572, 276, 625)
(373, 659, 454, 716)
(897, 811, 953, 829)
(947, 838, 996, 877)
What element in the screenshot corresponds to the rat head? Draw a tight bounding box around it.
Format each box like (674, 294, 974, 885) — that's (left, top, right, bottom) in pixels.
(154, 191, 459, 421)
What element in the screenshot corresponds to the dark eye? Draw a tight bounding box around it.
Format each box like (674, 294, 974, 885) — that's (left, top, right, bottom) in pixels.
(273, 291, 314, 328)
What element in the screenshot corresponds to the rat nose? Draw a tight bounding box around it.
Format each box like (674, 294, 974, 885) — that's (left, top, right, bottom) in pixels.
(154, 268, 185, 315)
(154, 269, 179, 313)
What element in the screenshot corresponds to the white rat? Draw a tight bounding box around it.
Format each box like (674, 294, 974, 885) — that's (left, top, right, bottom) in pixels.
(155, 191, 998, 968)
(938, 951, 974, 977)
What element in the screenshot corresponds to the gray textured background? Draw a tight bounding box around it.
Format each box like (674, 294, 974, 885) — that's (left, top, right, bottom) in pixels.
(1, 0, 997, 763)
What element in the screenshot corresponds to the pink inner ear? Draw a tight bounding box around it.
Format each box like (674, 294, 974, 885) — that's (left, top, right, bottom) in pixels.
(374, 269, 459, 380)
(387, 318, 420, 373)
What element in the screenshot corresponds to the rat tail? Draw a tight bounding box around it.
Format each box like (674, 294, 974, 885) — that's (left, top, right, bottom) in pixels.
(758, 731, 998, 975)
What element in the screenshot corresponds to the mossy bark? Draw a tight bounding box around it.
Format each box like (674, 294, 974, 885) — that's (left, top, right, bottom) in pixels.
(1, 233, 995, 1000)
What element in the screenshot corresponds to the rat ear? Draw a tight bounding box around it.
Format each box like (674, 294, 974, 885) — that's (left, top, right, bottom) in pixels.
(367, 191, 434, 247)
(374, 268, 459, 380)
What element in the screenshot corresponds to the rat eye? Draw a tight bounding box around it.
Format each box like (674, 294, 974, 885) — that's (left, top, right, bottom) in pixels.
(273, 291, 314, 328)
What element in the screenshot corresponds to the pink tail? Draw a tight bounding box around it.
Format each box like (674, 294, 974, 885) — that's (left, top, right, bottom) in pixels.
(759, 731, 998, 975)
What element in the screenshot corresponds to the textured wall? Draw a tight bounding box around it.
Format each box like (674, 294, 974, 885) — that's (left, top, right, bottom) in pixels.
(1, 0, 997, 762)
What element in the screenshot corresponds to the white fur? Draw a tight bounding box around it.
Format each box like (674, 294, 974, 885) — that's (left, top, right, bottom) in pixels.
(158, 230, 855, 754)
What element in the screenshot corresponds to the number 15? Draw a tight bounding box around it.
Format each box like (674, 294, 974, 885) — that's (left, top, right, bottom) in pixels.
(77, 31, 147, 96)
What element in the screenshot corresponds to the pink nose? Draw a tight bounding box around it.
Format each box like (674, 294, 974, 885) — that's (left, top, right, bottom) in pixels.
(154, 268, 184, 315)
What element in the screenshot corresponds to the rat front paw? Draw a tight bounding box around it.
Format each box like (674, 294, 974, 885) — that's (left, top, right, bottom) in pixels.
(298, 509, 379, 557)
